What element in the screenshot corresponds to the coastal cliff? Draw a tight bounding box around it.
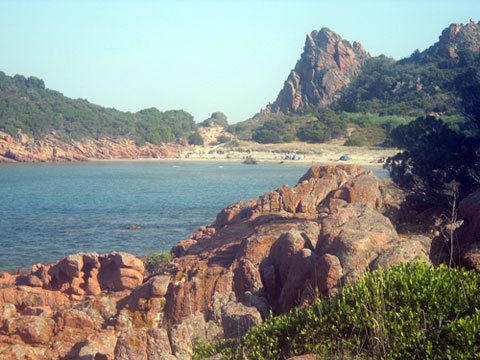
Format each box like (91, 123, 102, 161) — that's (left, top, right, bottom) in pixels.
(1, 165, 479, 359)
(0, 130, 181, 163)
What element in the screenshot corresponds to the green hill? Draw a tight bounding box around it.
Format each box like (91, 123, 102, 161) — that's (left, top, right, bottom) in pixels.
(230, 21, 480, 146)
(0, 71, 196, 145)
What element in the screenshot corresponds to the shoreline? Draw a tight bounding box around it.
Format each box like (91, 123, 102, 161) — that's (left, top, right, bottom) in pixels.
(86, 157, 389, 169)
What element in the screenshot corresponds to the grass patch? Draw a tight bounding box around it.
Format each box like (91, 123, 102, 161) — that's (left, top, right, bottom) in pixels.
(345, 126, 387, 146)
(145, 251, 173, 276)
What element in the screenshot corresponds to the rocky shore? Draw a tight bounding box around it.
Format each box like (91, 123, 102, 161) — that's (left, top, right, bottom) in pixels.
(0, 130, 182, 163)
(1, 165, 479, 359)
(0, 129, 399, 168)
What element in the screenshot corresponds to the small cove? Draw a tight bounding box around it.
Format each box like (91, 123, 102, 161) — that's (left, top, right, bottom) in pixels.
(0, 162, 389, 272)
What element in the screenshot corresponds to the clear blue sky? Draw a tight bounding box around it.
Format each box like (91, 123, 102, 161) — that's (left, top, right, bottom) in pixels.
(1, 0, 479, 124)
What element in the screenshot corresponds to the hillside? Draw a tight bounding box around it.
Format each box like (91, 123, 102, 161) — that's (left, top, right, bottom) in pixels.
(230, 21, 480, 145)
(0, 72, 197, 145)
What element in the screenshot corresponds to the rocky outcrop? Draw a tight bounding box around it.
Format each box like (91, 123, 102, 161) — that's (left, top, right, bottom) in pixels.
(455, 189, 480, 271)
(1, 165, 443, 359)
(265, 28, 370, 113)
(426, 20, 480, 59)
(0, 129, 181, 163)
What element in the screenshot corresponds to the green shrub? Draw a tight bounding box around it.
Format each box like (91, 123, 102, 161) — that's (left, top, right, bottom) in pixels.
(297, 109, 346, 143)
(199, 112, 228, 127)
(252, 128, 282, 144)
(188, 132, 204, 145)
(194, 262, 480, 359)
(217, 135, 231, 143)
(145, 251, 173, 275)
(344, 137, 363, 146)
(282, 134, 295, 143)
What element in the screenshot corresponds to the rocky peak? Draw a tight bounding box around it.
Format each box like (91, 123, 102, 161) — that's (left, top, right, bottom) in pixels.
(265, 28, 370, 114)
(431, 20, 480, 58)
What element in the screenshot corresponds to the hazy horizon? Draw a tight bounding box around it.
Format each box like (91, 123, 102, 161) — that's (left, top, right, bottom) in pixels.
(1, 0, 479, 124)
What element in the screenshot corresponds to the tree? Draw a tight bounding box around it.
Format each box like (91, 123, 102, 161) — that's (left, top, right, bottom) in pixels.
(252, 128, 282, 143)
(199, 112, 228, 127)
(385, 116, 479, 202)
(188, 131, 204, 145)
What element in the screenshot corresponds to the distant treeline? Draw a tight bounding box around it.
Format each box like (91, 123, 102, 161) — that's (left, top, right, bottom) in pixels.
(0, 71, 197, 145)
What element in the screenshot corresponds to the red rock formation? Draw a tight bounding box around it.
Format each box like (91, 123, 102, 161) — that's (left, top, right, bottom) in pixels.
(433, 20, 480, 58)
(265, 28, 370, 113)
(0, 165, 446, 359)
(0, 129, 182, 163)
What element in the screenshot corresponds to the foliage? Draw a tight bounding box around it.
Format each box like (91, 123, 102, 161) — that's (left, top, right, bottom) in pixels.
(242, 109, 346, 144)
(385, 116, 479, 201)
(335, 54, 464, 116)
(0, 71, 197, 144)
(199, 112, 228, 127)
(228, 113, 315, 141)
(194, 262, 480, 360)
(188, 131, 204, 145)
(297, 108, 346, 143)
(217, 135, 231, 143)
(145, 251, 173, 276)
(455, 53, 480, 135)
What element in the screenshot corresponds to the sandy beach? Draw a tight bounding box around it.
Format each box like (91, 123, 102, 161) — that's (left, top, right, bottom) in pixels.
(92, 141, 400, 169)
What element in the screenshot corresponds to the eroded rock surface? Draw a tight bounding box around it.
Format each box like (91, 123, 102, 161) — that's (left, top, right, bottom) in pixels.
(265, 28, 370, 113)
(1, 165, 445, 359)
(0, 129, 181, 163)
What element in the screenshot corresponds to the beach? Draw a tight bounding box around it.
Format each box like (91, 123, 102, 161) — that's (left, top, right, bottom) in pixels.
(94, 142, 400, 169)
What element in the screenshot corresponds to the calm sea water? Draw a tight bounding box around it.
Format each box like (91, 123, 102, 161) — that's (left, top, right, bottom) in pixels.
(0, 162, 388, 272)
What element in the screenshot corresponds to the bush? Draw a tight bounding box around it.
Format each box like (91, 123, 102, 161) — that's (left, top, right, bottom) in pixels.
(297, 109, 346, 143)
(188, 132, 204, 145)
(145, 252, 173, 275)
(282, 134, 295, 143)
(217, 135, 230, 143)
(344, 137, 363, 146)
(194, 262, 480, 359)
(199, 112, 228, 127)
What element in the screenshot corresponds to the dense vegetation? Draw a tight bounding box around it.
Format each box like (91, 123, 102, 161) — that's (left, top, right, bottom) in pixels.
(385, 53, 480, 203)
(194, 262, 480, 359)
(335, 54, 464, 116)
(0, 71, 197, 145)
(229, 109, 350, 145)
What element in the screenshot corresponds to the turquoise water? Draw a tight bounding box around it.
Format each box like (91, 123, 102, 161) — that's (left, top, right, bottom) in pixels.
(0, 162, 388, 272)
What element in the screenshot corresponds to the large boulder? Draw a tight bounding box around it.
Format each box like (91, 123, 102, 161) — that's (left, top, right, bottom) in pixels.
(3, 316, 55, 345)
(221, 302, 262, 338)
(456, 190, 480, 271)
(114, 328, 172, 360)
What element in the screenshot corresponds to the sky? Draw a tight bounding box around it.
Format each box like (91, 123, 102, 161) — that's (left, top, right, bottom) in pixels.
(1, 0, 479, 124)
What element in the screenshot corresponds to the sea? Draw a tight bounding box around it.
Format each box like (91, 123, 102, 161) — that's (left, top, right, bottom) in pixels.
(0, 161, 389, 272)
